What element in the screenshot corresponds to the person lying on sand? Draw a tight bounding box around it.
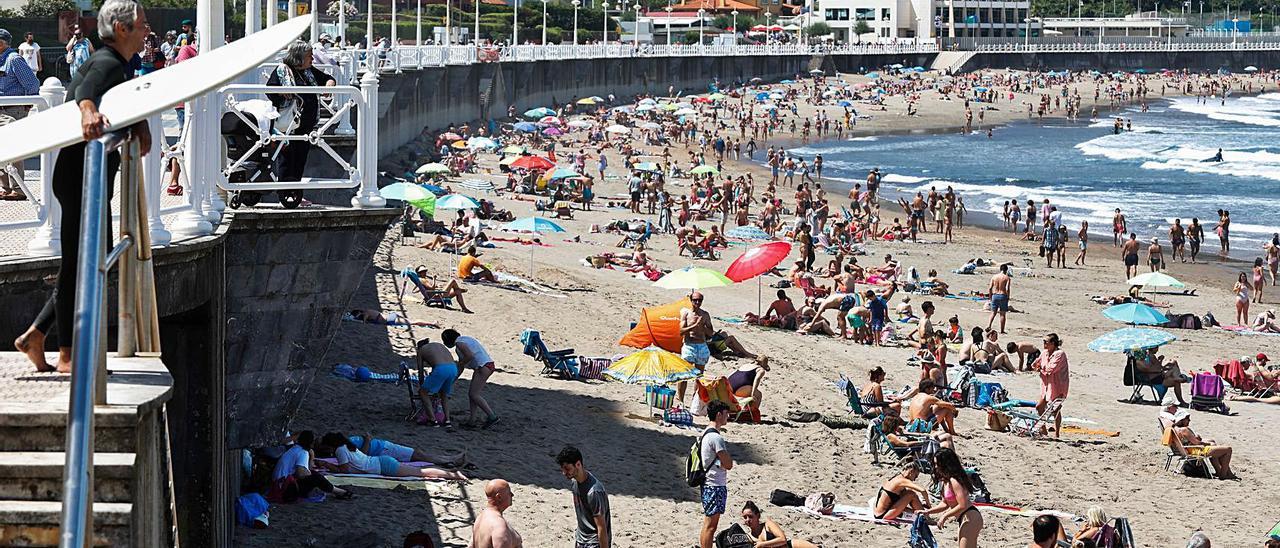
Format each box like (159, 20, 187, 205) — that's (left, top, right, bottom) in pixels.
(315, 433, 467, 481)
(346, 309, 434, 327)
(342, 433, 467, 467)
(739, 501, 821, 548)
(871, 460, 932, 521)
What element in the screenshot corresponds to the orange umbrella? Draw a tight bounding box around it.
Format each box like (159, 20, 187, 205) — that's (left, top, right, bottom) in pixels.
(619, 297, 692, 353)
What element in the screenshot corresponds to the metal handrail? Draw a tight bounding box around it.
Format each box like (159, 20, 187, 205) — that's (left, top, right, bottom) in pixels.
(59, 130, 161, 548)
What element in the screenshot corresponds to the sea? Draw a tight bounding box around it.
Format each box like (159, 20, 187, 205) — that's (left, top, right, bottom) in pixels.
(786, 92, 1280, 259)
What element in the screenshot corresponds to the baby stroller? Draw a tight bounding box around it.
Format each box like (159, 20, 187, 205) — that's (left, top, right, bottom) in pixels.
(221, 105, 305, 209)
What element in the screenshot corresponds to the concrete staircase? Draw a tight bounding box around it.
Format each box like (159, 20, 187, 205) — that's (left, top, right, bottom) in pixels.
(930, 50, 976, 74)
(0, 354, 173, 547)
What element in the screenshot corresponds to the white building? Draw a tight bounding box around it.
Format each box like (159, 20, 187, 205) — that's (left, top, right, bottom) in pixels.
(1041, 13, 1191, 37)
(812, 0, 1033, 41)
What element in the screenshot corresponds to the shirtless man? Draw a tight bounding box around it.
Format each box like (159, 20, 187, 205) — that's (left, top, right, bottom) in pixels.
(909, 193, 927, 239)
(1147, 237, 1163, 272)
(1121, 233, 1140, 280)
(1169, 219, 1186, 263)
(907, 380, 957, 435)
(418, 338, 461, 427)
(986, 264, 1011, 334)
(676, 291, 714, 406)
(1112, 208, 1127, 246)
(471, 479, 523, 548)
(815, 264, 859, 338)
(1004, 340, 1041, 372)
(761, 289, 798, 329)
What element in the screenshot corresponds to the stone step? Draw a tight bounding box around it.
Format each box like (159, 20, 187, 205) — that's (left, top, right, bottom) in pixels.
(0, 452, 135, 503)
(0, 405, 138, 453)
(0, 500, 131, 547)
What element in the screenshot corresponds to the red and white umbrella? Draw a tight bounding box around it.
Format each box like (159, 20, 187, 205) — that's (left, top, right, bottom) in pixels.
(723, 241, 792, 314)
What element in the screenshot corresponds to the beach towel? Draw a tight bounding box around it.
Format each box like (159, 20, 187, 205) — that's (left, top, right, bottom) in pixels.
(333, 363, 417, 384)
(908, 514, 937, 548)
(313, 458, 448, 481)
(789, 504, 912, 525)
(1060, 425, 1120, 437)
(1214, 359, 1251, 391)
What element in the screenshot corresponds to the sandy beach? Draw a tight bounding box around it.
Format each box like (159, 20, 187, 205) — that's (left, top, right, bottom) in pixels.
(236, 70, 1280, 548)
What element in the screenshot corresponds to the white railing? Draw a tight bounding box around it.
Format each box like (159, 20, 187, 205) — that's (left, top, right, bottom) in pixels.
(214, 72, 384, 208)
(974, 40, 1280, 52)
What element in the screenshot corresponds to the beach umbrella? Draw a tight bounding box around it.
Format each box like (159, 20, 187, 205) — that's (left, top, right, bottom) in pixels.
(837, 100, 853, 107)
(1102, 303, 1170, 326)
(653, 266, 733, 291)
(549, 167, 581, 179)
(1126, 272, 1186, 290)
(779, 79, 794, 84)
(415, 162, 451, 175)
(725, 241, 793, 315)
(658, 103, 679, 111)
(725, 225, 772, 241)
(689, 165, 719, 175)
(613, 105, 636, 113)
(912, 66, 926, 72)
(513, 122, 538, 132)
(708, 93, 727, 100)
(467, 136, 498, 150)
(605, 124, 631, 134)
(457, 179, 496, 194)
(523, 107, 555, 118)
(1244, 66, 1259, 72)
(974, 87, 989, 92)
(809, 69, 825, 75)
(673, 108, 697, 116)
(866, 72, 881, 79)
(633, 162, 661, 173)
(576, 97, 598, 105)
(502, 216, 567, 278)
(542, 127, 564, 136)
(603, 348, 698, 387)
(539, 116, 563, 126)
(638, 122, 663, 130)
(435, 194, 481, 210)
(567, 120, 596, 128)
(439, 132, 463, 142)
(635, 104, 656, 112)
(451, 140, 469, 150)
(639, 97, 657, 105)
(755, 91, 770, 100)
(421, 183, 446, 195)
(1088, 327, 1177, 353)
(501, 145, 526, 154)
(889, 63, 904, 69)
(380, 182, 437, 215)
(511, 155, 555, 171)
(749, 77, 764, 84)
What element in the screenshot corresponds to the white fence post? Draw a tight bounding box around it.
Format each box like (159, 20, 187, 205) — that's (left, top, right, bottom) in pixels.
(26, 78, 66, 256)
(335, 51, 357, 135)
(351, 71, 386, 208)
(170, 99, 213, 238)
(144, 112, 171, 246)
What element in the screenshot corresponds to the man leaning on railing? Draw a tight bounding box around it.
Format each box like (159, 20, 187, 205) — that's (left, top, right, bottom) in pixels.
(13, 0, 151, 374)
(0, 27, 41, 201)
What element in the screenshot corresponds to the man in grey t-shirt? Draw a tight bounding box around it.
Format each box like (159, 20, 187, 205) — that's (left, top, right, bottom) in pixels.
(557, 445, 611, 548)
(698, 401, 734, 548)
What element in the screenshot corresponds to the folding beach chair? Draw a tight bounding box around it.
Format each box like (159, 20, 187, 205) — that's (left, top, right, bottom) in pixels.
(1006, 398, 1063, 439)
(519, 329, 578, 379)
(399, 362, 423, 421)
(1160, 421, 1217, 479)
(794, 276, 829, 299)
(619, 222, 652, 249)
(1189, 372, 1230, 415)
(696, 377, 758, 423)
(1121, 356, 1166, 404)
(839, 373, 893, 418)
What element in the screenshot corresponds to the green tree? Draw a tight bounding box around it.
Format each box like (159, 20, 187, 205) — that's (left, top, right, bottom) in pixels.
(805, 21, 831, 38)
(682, 29, 700, 44)
(21, 0, 76, 17)
(853, 20, 871, 43)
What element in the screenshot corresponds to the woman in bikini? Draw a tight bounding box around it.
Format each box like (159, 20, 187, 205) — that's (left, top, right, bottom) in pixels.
(859, 367, 901, 417)
(1252, 258, 1266, 304)
(925, 448, 982, 548)
(738, 501, 820, 548)
(1233, 272, 1251, 326)
(872, 460, 931, 521)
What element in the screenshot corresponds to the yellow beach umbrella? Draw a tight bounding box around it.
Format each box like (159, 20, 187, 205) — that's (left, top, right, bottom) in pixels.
(603, 347, 699, 385)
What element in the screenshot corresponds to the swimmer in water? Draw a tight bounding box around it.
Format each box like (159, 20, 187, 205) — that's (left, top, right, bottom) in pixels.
(1205, 148, 1223, 162)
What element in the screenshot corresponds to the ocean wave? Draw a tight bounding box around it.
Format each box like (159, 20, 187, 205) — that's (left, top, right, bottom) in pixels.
(848, 136, 878, 141)
(880, 173, 929, 184)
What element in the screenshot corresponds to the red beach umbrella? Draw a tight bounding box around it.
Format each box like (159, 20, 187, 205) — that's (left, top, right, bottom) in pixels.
(724, 241, 793, 315)
(511, 155, 555, 171)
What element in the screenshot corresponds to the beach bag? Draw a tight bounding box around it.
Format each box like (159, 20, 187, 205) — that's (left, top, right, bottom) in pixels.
(967, 469, 991, 503)
(804, 492, 836, 515)
(985, 410, 1011, 432)
(1202, 311, 1218, 327)
(664, 408, 694, 426)
(685, 430, 715, 487)
(1181, 458, 1212, 478)
(973, 381, 1004, 408)
(908, 513, 938, 548)
(714, 523, 755, 548)
(1113, 518, 1137, 547)
(769, 489, 805, 507)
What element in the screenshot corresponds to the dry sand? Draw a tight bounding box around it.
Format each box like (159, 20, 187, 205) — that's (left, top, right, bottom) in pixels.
(236, 72, 1280, 548)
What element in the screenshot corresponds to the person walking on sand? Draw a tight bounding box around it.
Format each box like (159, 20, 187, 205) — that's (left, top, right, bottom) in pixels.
(1188, 218, 1205, 263)
(676, 291, 714, 406)
(1032, 333, 1069, 438)
(557, 445, 611, 548)
(472, 479, 523, 548)
(1148, 237, 1164, 272)
(698, 401, 734, 548)
(1121, 233, 1140, 280)
(1112, 208, 1127, 247)
(1074, 221, 1089, 265)
(442, 329, 499, 429)
(986, 264, 1011, 334)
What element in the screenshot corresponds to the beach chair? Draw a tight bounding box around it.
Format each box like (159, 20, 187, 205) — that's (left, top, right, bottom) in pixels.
(1189, 372, 1230, 414)
(1160, 420, 1217, 479)
(619, 222, 652, 249)
(1006, 398, 1063, 439)
(794, 276, 830, 299)
(696, 377, 758, 423)
(519, 329, 578, 379)
(840, 374, 892, 418)
(399, 362, 424, 421)
(1121, 356, 1166, 404)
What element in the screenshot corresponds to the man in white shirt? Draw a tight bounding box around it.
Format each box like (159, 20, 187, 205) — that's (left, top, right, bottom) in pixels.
(698, 401, 734, 548)
(17, 33, 39, 76)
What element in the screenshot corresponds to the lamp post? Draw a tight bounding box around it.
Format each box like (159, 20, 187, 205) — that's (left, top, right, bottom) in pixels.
(1024, 17, 1030, 46)
(542, 0, 548, 44)
(665, 5, 672, 43)
(337, 0, 346, 44)
(634, 2, 642, 47)
(765, 11, 772, 45)
(573, 0, 581, 44)
(731, 9, 738, 38)
(698, 8, 705, 44)
(475, 0, 481, 44)
(366, 0, 373, 48)
(603, 2, 610, 43)
(1232, 16, 1238, 46)
(445, 0, 451, 43)
(416, 0, 422, 44)
(513, 0, 520, 45)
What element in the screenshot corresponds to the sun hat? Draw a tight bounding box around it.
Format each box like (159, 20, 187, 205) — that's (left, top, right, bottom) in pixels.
(1258, 353, 1270, 362)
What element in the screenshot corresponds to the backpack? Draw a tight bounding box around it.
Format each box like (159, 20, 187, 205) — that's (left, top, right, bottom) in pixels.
(714, 523, 755, 548)
(685, 429, 716, 487)
(768, 489, 805, 507)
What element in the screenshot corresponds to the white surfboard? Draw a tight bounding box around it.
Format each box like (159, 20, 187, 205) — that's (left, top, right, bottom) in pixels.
(0, 15, 314, 166)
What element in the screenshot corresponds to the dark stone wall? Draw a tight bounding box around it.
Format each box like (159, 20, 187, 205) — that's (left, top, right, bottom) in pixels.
(827, 53, 941, 74)
(221, 208, 399, 449)
(959, 50, 1280, 72)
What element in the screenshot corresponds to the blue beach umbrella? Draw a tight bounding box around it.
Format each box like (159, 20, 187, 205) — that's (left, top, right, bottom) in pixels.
(1087, 327, 1177, 353)
(513, 122, 538, 132)
(755, 91, 770, 100)
(633, 162, 661, 173)
(780, 79, 796, 84)
(524, 107, 555, 118)
(549, 167, 581, 180)
(421, 183, 446, 195)
(435, 194, 481, 210)
(837, 100, 853, 107)
(725, 225, 773, 240)
(502, 217, 567, 278)
(1102, 303, 1170, 326)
